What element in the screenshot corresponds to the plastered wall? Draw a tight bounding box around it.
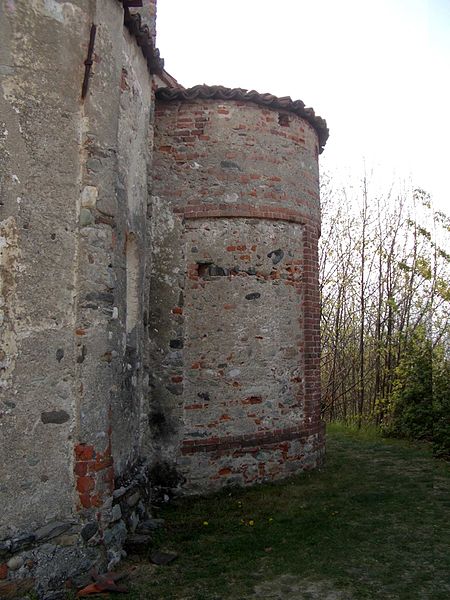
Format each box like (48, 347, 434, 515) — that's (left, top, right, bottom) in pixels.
(0, 1, 155, 594)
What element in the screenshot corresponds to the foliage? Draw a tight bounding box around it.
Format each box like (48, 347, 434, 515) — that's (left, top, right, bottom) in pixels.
(383, 327, 433, 438)
(432, 345, 450, 457)
(381, 326, 450, 458)
(319, 175, 450, 456)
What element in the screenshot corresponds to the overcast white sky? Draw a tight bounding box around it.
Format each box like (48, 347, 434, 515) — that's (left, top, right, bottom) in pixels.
(157, 0, 449, 211)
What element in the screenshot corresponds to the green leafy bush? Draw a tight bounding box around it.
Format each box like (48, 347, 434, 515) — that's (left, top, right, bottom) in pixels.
(432, 344, 450, 458)
(384, 326, 450, 458)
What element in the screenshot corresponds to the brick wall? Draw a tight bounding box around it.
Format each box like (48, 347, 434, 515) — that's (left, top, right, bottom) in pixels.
(150, 98, 324, 493)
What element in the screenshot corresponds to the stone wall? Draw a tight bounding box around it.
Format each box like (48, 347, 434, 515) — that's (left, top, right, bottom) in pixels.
(0, 2, 328, 595)
(1, 0, 93, 540)
(0, 1, 157, 596)
(150, 95, 325, 493)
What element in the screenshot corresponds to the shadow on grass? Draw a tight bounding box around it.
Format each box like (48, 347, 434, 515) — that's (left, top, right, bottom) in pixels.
(122, 426, 450, 600)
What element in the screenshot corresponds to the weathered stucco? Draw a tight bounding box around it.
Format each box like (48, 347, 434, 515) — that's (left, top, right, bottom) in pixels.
(0, 0, 90, 538)
(0, 1, 327, 595)
(1, 1, 157, 596)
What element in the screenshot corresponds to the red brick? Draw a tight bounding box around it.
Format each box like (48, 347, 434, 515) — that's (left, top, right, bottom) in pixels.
(79, 493, 91, 509)
(242, 396, 262, 405)
(74, 462, 88, 477)
(74, 444, 94, 461)
(218, 468, 232, 476)
(76, 476, 95, 494)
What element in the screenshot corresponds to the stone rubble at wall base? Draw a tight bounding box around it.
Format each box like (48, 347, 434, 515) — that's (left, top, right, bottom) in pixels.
(0, 466, 151, 598)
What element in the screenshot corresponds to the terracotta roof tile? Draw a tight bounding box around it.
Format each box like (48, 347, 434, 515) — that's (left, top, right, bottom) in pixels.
(123, 8, 164, 74)
(156, 85, 329, 152)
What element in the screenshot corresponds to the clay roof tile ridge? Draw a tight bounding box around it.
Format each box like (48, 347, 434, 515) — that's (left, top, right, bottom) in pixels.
(155, 85, 329, 152)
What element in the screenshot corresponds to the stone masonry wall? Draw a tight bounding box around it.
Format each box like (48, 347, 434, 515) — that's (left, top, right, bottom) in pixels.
(0, 0, 327, 594)
(150, 97, 324, 493)
(0, 1, 156, 596)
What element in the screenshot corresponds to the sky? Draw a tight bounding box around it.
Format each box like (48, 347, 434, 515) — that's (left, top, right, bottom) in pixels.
(156, 0, 449, 212)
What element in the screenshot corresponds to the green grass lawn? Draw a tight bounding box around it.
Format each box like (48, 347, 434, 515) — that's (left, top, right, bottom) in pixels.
(121, 425, 450, 599)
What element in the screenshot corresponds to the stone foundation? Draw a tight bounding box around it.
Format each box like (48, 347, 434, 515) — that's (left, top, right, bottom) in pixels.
(0, 466, 151, 598)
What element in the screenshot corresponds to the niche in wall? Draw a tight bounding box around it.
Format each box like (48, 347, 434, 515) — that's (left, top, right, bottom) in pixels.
(126, 232, 139, 335)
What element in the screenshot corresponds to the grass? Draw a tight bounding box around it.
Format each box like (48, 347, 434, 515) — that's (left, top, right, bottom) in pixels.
(121, 424, 450, 599)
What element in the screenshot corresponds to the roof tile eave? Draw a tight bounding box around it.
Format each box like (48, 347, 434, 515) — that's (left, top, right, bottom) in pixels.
(155, 85, 329, 152)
